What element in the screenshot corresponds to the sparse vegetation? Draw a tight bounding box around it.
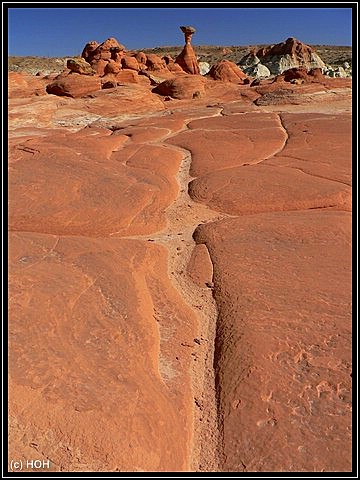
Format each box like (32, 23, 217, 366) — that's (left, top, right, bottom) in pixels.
(8, 56, 68, 75)
(8, 44, 352, 75)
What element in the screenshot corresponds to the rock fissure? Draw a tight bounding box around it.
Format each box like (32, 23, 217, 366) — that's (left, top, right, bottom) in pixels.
(125, 110, 229, 472)
(9, 46, 352, 472)
(263, 160, 352, 187)
(99, 108, 230, 471)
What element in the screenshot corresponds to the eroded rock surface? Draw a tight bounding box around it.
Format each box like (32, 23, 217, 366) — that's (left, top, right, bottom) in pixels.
(256, 37, 326, 75)
(9, 127, 182, 236)
(208, 60, 249, 84)
(9, 233, 197, 472)
(175, 112, 352, 214)
(153, 75, 206, 100)
(175, 26, 200, 75)
(8, 62, 352, 473)
(194, 210, 352, 472)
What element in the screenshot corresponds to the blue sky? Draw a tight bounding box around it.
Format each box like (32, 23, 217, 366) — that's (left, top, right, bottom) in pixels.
(7, 6, 353, 57)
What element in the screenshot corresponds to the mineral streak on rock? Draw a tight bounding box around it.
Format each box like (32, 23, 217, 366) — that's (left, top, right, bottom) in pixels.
(255, 37, 326, 75)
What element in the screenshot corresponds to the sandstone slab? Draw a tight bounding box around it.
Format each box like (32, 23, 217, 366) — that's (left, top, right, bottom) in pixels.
(9, 232, 197, 471)
(166, 112, 287, 176)
(189, 164, 351, 215)
(263, 112, 352, 186)
(8, 127, 182, 236)
(8, 58, 352, 474)
(46, 73, 101, 98)
(9, 72, 48, 98)
(194, 210, 352, 472)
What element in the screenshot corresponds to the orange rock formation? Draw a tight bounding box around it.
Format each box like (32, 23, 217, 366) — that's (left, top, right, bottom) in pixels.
(175, 26, 200, 74)
(8, 34, 352, 474)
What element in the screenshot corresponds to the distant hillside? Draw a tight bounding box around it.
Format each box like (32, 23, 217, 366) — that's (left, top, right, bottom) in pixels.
(143, 44, 352, 66)
(8, 56, 68, 75)
(8, 44, 352, 75)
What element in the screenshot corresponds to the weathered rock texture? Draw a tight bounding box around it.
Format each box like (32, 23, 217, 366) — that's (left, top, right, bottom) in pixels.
(244, 63, 271, 79)
(8, 72, 48, 98)
(9, 233, 197, 471)
(168, 112, 351, 211)
(8, 128, 182, 236)
(208, 60, 248, 83)
(175, 26, 200, 74)
(67, 58, 95, 75)
(153, 75, 206, 99)
(271, 67, 326, 85)
(44, 35, 331, 99)
(46, 73, 102, 97)
(8, 52, 352, 474)
(81, 40, 100, 62)
(255, 37, 326, 75)
(46, 37, 182, 96)
(163, 55, 184, 73)
(194, 210, 351, 472)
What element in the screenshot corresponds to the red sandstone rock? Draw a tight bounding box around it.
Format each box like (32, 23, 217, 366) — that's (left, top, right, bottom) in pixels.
(153, 75, 206, 100)
(167, 111, 351, 213)
(138, 69, 174, 86)
(175, 26, 200, 74)
(9, 232, 198, 471)
(187, 244, 213, 287)
(308, 67, 326, 82)
(194, 210, 351, 471)
(8, 58, 352, 474)
(275, 66, 326, 84)
(163, 56, 184, 73)
(175, 44, 200, 74)
(52, 69, 72, 81)
(121, 55, 140, 71)
(81, 40, 99, 62)
(103, 60, 121, 75)
(92, 37, 125, 61)
(189, 164, 350, 214)
(73, 84, 165, 118)
(46, 73, 102, 98)
(263, 112, 352, 186)
(166, 112, 286, 176)
(8, 128, 182, 236)
(82, 39, 125, 77)
(208, 60, 248, 83)
(8, 72, 47, 98)
(145, 53, 168, 72)
(101, 78, 117, 89)
(9, 83, 165, 135)
(253, 77, 351, 106)
(134, 51, 147, 68)
(115, 70, 141, 84)
(89, 58, 108, 76)
(259, 36, 318, 59)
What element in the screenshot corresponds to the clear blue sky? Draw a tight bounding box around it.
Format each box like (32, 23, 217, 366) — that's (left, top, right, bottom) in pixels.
(7, 6, 353, 57)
